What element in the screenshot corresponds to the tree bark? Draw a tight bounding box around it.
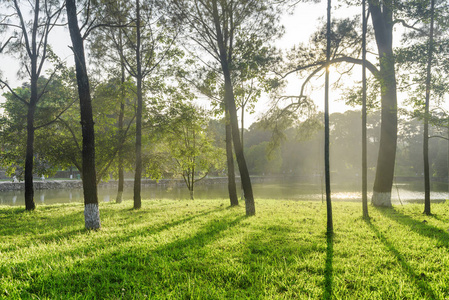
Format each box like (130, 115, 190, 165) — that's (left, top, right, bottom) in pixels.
(223, 69, 255, 215)
(325, 0, 333, 234)
(133, 0, 143, 209)
(423, 0, 435, 216)
(116, 64, 126, 204)
(24, 101, 36, 211)
(225, 111, 239, 206)
(362, 0, 369, 219)
(66, 0, 100, 229)
(369, 0, 398, 207)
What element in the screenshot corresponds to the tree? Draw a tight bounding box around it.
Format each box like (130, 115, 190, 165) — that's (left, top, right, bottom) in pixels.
(423, 0, 436, 215)
(66, 0, 100, 229)
(395, 0, 449, 214)
(0, 75, 75, 180)
(361, 0, 369, 218)
(163, 103, 225, 200)
(0, 0, 64, 210)
(173, 0, 287, 216)
(187, 66, 239, 207)
(367, 0, 398, 207)
(110, 0, 181, 209)
(324, 0, 333, 233)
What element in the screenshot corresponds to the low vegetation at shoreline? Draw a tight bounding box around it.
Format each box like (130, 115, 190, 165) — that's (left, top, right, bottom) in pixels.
(1, 199, 449, 299)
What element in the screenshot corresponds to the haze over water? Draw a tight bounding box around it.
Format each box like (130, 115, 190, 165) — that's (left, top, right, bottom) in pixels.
(1, 179, 447, 206)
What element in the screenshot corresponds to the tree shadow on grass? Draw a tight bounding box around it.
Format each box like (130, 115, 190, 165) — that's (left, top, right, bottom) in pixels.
(25, 214, 246, 298)
(323, 233, 333, 300)
(112, 206, 229, 244)
(0, 209, 84, 238)
(376, 207, 449, 249)
(366, 218, 437, 299)
(238, 223, 328, 297)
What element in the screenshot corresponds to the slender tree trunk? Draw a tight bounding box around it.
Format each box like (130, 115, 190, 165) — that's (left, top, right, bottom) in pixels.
(133, 0, 142, 209)
(225, 110, 239, 206)
(423, 0, 435, 215)
(240, 104, 245, 200)
(24, 101, 36, 210)
(369, 0, 398, 207)
(212, 0, 255, 216)
(24, 0, 40, 211)
(325, 0, 333, 234)
(190, 169, 194, 200)
(362, 0, 369, 219)
(223, 71, 255, 215)
(116, 64, 126, 204)
(66, 0, 100, 229)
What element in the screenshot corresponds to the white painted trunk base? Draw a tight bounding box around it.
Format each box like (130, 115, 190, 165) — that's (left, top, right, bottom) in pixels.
(371, 191, 392, 207)
(84, 203, 101, 230)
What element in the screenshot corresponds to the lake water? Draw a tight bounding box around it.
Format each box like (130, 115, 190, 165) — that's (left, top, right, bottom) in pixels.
(0, 178, 448, 206)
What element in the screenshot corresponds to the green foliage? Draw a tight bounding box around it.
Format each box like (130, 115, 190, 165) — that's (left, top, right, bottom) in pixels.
(246, 141, 282, 174)
(395, 0, 449, 115)
(0, 71, 139, 181)
(0, 75, 74, 178)
(2, 200, 449, 298)
(159, 103, 225, 193)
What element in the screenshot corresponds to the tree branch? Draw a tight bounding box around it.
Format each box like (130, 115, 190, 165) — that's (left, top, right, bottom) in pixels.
(34, 98, 77, 130)
(0, 79, 29, 105)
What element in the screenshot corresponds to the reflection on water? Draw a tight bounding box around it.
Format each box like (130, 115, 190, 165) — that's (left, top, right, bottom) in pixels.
(0, 179, 448, 206)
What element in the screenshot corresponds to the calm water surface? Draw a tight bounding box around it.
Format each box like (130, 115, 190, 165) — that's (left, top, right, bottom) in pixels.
(1, 179, 448, 206)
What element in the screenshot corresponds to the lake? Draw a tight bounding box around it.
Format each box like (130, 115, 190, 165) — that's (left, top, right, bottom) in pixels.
(1, 177, 448, 206)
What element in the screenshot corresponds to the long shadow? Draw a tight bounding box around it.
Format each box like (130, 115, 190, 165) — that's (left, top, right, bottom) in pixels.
(366, 219, 437, 299)
(376, 207, 449, 249)
(152, 214, 246, 258)
(323, 233, 333, 300)
(115, 207, 228, 244)
(1, 205, 226, 262)
(24, 214, 246, 297)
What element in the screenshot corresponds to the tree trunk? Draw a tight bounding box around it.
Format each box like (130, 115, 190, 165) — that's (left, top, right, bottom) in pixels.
(240, 104, 245, 200)
(369, 0, 398, 207)
(24, 102, 36, 211)
(423, 0, 435, 215)
(225, 111, 239, 206)
(223, 71, 255, 215)
(133, 0, 142, 209)
(116, 65, 126, 204)
(362, 0, 369, 219)
(66, 0, 100, 230)
(24, 0, 40, 211)
(325, 0, 333, 234)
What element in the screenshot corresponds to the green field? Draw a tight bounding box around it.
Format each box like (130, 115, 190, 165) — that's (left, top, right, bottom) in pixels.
(1, 199, 449, 299)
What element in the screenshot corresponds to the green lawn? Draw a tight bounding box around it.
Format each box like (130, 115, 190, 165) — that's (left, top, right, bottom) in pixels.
(1, 199, 449, 299)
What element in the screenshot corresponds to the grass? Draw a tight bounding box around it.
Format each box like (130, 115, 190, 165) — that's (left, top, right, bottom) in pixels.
(1, 199, 449, 299)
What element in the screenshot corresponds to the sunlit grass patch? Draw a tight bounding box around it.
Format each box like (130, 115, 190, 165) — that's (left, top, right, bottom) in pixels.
(1, 199, 449, 299)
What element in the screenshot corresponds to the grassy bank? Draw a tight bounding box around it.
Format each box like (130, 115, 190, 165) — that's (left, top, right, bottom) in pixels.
(1, 199, 449, 299)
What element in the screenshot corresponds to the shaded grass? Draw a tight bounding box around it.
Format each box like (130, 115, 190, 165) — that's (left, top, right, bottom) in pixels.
(1, 199, 449, 299)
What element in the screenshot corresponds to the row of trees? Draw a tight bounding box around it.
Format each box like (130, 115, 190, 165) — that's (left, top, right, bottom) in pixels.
(1, 0, 290, 228)
(247, 110, 449, 181)
(1, 0, 448, 231)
